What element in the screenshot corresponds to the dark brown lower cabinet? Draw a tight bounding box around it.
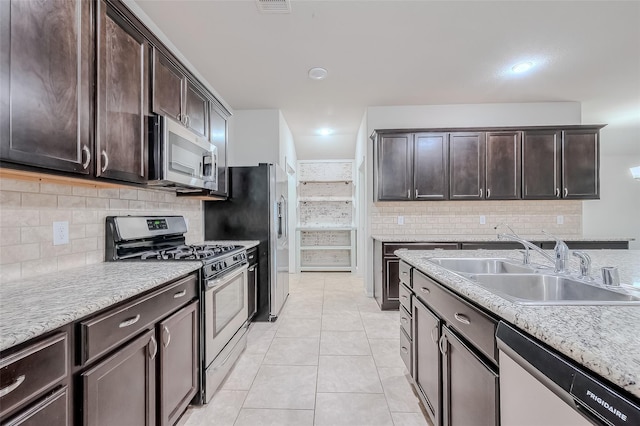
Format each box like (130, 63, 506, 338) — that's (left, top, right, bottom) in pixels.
(158, 301, 199, 426)
(413, 297, 441, 426)
(3, 387, 69, 426)
(441, 325, 498, 426)
(82, 330, 156, 426)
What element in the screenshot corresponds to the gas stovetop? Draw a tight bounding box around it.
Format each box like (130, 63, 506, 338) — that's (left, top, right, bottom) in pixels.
(105, 216, 248, 279)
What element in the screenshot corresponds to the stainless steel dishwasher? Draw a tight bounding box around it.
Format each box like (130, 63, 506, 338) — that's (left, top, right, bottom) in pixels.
(496, 322, 640, 426)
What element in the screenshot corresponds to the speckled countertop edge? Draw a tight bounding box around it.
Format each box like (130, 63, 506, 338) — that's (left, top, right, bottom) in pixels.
(0, 240, 260, 352)
(373, 235, 635, 242)
(395, 249, 640, 399)
(0, 262, 202, 352)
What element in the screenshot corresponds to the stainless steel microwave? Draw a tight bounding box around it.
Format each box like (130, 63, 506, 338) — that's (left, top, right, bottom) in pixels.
(148, 115, 217, 192)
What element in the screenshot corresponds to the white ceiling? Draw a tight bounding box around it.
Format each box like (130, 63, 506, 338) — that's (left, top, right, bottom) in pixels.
(133, 0, 640, 159)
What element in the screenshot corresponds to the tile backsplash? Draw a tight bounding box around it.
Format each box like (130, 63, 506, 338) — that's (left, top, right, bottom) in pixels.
(0, 177, 203, 283)
(370, 200, 582, 237)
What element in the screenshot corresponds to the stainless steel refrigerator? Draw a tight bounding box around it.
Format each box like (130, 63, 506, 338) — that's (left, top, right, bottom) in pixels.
(204, 163, 289, 321)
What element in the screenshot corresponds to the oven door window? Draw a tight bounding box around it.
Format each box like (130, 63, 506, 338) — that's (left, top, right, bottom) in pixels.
(213, 273, 245, 335)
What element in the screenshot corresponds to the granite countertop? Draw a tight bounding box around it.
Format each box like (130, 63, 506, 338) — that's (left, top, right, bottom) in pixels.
(373, 234, 635, 242)
(395, 249, 640, 399)
(0, 262, 202, 352)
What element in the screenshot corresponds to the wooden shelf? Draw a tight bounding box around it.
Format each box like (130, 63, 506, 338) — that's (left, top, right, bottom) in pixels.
(298, 196, 353, 202)
(299, 245, 353, 250)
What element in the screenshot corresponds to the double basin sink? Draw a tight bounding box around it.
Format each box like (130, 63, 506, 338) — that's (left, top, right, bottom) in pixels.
(428, 258, 640, 305)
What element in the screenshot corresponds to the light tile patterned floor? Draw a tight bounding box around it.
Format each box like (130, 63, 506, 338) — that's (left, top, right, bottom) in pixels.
(178, 272, 431, 426)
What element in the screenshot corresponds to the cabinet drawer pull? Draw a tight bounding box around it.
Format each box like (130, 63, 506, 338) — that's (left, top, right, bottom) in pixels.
(118, 314, 141, 328)
(163, 325, 171, 348)
(248, 266, 256, 272)
(401, 316, 409, 324)
(430, 325, 438, 344)
(401, 271, 408, 275)
(173, 290, 187, 299)
(401, 346, 409, 354)
(420, 287, 430, 294)
(401, 295, 408, 299)
(454, 313, 471, 325)
(564, 188, 569, 197)
(0, 375, 25, 397)
(248, 255, 255, 260)
(81, 145, 91, 169)
(149, 336, 158, 360)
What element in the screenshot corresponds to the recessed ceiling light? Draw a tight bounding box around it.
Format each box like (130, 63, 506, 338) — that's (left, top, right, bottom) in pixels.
(317, 128, 333, 136)
(511, 61, 534, 73)
(308, 67, 328, 80)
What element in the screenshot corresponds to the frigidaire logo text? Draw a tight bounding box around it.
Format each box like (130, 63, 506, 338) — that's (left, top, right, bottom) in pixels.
(586, 390, 627, 422)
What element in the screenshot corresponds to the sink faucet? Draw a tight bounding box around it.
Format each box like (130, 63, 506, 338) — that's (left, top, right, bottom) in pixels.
(541, 230, 570, 274)
(494, 224, 568, 273)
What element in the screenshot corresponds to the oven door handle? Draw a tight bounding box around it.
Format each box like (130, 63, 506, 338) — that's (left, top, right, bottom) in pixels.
(205, 264, 248, 290)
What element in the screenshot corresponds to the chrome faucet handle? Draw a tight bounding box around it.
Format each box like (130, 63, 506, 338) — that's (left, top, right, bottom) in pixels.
(494, 222, 518, 236)
(572, 251, 592, 280)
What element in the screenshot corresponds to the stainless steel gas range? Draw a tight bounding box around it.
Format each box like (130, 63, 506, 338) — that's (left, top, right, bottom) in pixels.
(105, 215, 250, 404)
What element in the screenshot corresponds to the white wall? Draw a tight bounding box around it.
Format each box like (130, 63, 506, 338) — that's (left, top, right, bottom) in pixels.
(279, 112, 299, 271)
(363, 102, 583, 296)
(228, 109, 280, 167)
(355, 112, 368, 281)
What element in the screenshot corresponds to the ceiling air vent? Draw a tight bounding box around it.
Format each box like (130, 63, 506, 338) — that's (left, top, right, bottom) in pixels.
(256, 0, 291, 14)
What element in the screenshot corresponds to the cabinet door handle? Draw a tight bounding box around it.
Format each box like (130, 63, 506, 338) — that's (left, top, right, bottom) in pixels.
(81, 145, 91, 169)
(415, 189, 419, 198)
(119, 314, 141, 328)
(149, 336, 158, 360)
(0, 375, 25, 397)
(564, 188, 569, 197)
(454, 313, 471, 325)
(420, 287, 430, 294)
(555, 188, 560, 198)
(479, 188, 483, 198)
(401, 346, 409, 354)
(173, 289, 187, 299)
(486, 188, 491, 198)
(401, 316, 409, 324)
(407, 189, 410, 199)
(248, 255, 255, 260)
(163, 325, 171, 348)
(430, 325, 438, 344)
(439, 335, 448, 355)
(176, 113, 182, 123)
(101, 150, 109, 173)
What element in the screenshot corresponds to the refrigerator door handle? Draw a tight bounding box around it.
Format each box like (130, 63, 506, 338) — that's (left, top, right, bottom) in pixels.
(277, 195, 287, 239)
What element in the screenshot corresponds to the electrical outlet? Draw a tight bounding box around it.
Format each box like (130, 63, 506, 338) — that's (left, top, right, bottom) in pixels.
(397, 216, 404, 225)
(53, 221, 69, 246)
(557, 215, 564, 225)
(480, 215, 486, 225)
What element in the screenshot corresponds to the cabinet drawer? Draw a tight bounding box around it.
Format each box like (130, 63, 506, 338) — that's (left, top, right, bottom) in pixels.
(399, 283, 412, 313)
(80, 274, 197, 365)
(400, 305, 412, 338)
(414, 271, 497, 363)
(400, 328, 412, 375)
(383, 243, 459, 256)
(3, 386, 69, 426)
(399, 261, 411, 287)
(0, 333, 68, 420)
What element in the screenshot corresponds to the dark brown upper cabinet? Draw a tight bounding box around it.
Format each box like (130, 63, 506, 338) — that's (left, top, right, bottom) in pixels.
(485, 131, 522, 199)
(96, 0, 149, 184)
(414, 133, 448, 200)
(152, 49, 208, 139)
(209, 102, 229, 197)
(562, 128, 599, 199)
(522, 130, 562, 199)
(376, 133, 413, 200)
(0, 0, 92, 175)
(523, 128, 600, 200)
(449, 132, 486, 200)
